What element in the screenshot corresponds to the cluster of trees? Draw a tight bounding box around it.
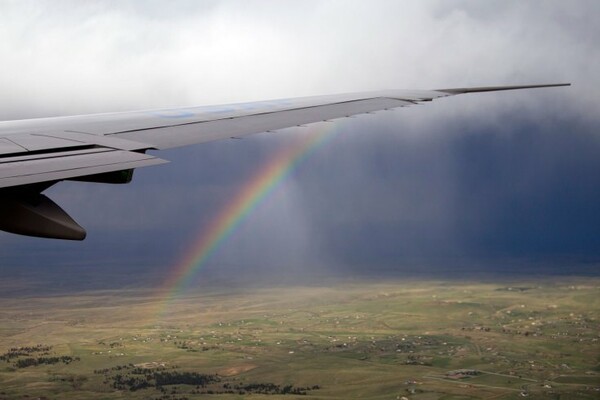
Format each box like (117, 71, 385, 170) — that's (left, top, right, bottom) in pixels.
(154, 395, 189, 400)
(111, 374, 152, 391)
(94, 363, 141, 374)
(0, 345, 51, 362)
(99, 365, 219, 392)
(154, 371, 220, 387)
(0, 344, 78, 369)
(173, 382, 320, 396)
(14, 356, 79, 368)
(223, 382, 320, 395)
(95, 363, 320, 396)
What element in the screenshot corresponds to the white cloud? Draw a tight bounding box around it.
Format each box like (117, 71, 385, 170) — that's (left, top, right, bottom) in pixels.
(0, 0, 596, 120)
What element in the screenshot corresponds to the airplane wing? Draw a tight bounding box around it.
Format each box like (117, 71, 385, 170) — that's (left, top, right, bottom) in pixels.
(0, 83, 569, 240)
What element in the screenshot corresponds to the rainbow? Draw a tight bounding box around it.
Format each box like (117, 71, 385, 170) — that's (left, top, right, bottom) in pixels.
(157, 123, 338, 315)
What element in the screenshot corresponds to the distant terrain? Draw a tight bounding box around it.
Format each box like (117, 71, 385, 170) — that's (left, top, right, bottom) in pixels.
(0, 278, 598, 399)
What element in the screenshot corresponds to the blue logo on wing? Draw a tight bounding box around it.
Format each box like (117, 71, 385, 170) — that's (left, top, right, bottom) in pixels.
(150, 110, 196, 119)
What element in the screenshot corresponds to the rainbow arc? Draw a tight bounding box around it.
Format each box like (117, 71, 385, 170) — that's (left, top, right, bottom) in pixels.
(157, 124, 338, 317)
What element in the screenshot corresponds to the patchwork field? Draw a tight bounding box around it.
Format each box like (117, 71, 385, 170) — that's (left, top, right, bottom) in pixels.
(0, 278, 598, 399)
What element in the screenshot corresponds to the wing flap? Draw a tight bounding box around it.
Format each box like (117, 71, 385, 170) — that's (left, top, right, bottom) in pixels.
(6, 133, 86, 152)
(0, 138, 27, 155)
(3, 131, 154, 154)
(0, 147, 167, 188)
(46, 131, 155, 151)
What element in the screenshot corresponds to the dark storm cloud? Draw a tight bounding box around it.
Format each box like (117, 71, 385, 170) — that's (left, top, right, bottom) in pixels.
(0, 1, 598, 284)
(300, 117, 600, 266)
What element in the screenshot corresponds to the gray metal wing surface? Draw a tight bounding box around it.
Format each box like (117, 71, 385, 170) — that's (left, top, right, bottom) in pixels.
(0, 84, 570, 240)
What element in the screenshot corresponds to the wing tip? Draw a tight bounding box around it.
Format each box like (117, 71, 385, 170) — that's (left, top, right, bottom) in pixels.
(436, 83, 571, 95)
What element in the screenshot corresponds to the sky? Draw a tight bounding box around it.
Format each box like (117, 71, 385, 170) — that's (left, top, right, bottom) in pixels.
(0, 0, 599, 289)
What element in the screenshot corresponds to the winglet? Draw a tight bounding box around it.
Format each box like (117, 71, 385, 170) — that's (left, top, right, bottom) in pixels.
(436, 83, 571, 94)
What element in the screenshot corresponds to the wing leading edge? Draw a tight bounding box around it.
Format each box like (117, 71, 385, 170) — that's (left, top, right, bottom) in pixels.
(0, 83, 570, 240)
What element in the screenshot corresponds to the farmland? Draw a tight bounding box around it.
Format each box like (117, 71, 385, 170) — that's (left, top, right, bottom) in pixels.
(0, 278, 598, 399)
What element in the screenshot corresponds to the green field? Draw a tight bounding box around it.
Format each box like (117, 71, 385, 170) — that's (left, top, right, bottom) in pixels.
(0, 278, 598, 399)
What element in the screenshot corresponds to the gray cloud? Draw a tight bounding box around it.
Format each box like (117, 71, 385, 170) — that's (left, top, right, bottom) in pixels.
(0, 0, 596, 118)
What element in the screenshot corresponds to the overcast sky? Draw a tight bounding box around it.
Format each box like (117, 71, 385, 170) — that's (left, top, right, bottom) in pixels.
(1, 0, 598, 289)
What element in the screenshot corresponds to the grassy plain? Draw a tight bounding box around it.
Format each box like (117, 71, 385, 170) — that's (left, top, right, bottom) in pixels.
(0, 278, 598, 399)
